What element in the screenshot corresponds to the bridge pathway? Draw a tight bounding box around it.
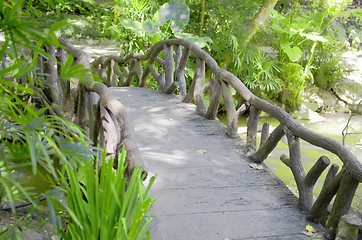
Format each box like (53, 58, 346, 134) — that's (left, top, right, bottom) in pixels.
(110, 87, 320, 240)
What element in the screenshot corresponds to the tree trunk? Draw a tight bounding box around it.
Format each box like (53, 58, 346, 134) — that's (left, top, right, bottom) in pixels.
(241, 0, 279, 46)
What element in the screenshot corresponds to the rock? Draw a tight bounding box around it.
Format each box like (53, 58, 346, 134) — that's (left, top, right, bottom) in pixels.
(302, 88, 345, 113)
(301, 51, 362, 114)
(333, 77, 362, 105)
(297, 107, 326, 123)
(333, 51, 362, 114)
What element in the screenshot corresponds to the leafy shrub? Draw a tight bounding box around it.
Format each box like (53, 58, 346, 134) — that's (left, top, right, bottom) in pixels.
(56, 149, 155, 240)
(1, 1, 155, 239)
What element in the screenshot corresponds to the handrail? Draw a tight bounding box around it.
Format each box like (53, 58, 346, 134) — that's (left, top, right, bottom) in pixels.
(92, 38, 361, 239)
(53, 37, 142, 177)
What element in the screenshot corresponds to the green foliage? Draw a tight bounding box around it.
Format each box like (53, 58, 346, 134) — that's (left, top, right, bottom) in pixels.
(264, 0, 359, 110)
(18, 0, 360, 110)
(279, 63, 312, 110)
(60, 55, 93, 83)
(55, 148, 155, 240)
(154, 0, 190, 29)
(119, 0, 211, 50)
(240, 48, 282, 93)
(1, 1, 155, 239)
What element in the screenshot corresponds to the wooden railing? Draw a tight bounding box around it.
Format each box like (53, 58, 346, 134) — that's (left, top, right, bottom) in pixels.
(33, 37, 142, 178)
(92, 38, 361, 239)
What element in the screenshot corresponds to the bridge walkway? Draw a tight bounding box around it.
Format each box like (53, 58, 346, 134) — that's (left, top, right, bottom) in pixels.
(110, 87, 321, 240)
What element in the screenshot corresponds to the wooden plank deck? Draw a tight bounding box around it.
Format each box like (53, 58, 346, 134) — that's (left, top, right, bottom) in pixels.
(110, 87, 323, 240)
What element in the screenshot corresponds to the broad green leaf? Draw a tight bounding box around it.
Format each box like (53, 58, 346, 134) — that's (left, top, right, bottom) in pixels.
(142, 21, 161, 36)
(280, 40, 302, 62)
(154, 0, 190, 28)
(119, 19, 160, 36)
(174, 32, 212, 49)
(60, 55, 92, 82)
(299, 33, 328, 42)
(119, 19, 145, 36)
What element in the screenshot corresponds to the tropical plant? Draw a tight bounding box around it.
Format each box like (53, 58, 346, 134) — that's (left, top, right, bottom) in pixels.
(118, 0, 212, 52)
(265, 0, 360, 110)
(1, 0, 157, 238)
(54, 148, 155, 240)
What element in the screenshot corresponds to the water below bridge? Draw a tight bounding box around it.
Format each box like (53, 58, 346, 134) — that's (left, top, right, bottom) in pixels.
(110, 87, 324, 240)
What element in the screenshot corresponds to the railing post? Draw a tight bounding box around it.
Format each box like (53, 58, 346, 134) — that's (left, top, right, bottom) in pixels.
(205, 78, 222, 120)
(221, 81, 237, 137)
(308, 165, 342, 223)
(175, 46, 191, 98)
(260, 123, 269, 147)
(249, 124, 284, 163)
(139, 65, 150, 87)
(56, 47, 69, 109)
(304, 156, 330, 192)
(100, 61, 109, 86)
(106, 60, 112, 86)
(44, 44, 60, 104)
(284, 127, 312, 210)
(194, 58, 207, 116)
(335, 214, 362, 240)
(164, 44, 175, 91)
(246, 105, 261, 154)
(325, 170, 359, 239)
(125, 59, 142, 86)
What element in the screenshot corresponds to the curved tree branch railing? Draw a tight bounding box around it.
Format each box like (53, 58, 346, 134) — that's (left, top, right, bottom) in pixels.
(37, 37, 142, 177)
(92, 38, 361, 239)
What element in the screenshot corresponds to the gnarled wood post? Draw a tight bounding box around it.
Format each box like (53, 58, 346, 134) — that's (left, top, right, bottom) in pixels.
(308, 165, 343, 223)
(259, 123, 269, 147)
(43, 44, 60, 105)
(175, 46, 190, 98)
(325, 171, 359, 239)
(250, 124, 285, 163)
(335, 214, 362, 240)
(193, 58, 207, 116)
(246, 105, 261, 154)
(205, 78, 222, 120)
(164, 44, 175, 92)
(284, 127, 311, 211)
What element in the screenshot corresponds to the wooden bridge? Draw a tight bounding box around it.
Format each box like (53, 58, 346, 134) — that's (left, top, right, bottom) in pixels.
(54, 38, 361, 239)
(109, 86, 317, 239)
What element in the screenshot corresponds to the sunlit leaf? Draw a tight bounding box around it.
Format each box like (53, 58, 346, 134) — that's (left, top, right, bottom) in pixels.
(197, 149, 207, 154)
(306, 224, 317, 233)
(119, 19, 160, 37)
(299, 33, 328, 42)
(280, 40, 302, 62)
(174, 32, 212, 49)
(154, 0, 190, 28)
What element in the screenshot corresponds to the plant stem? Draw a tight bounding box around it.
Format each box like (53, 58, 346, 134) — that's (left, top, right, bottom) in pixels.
(199, 0, 205, 37)
(241, 0, 279, 47)
(305, 10, 327, 74)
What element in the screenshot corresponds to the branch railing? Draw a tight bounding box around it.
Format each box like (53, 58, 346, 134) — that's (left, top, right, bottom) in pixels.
(34, 37, 141, 178)
(92, 38, 361, 239)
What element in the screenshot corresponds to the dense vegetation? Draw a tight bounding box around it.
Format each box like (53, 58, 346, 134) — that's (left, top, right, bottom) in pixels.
(29, 0, 361, 110)
(1, 0, 154, 238)
(0, 0, 361, 238)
